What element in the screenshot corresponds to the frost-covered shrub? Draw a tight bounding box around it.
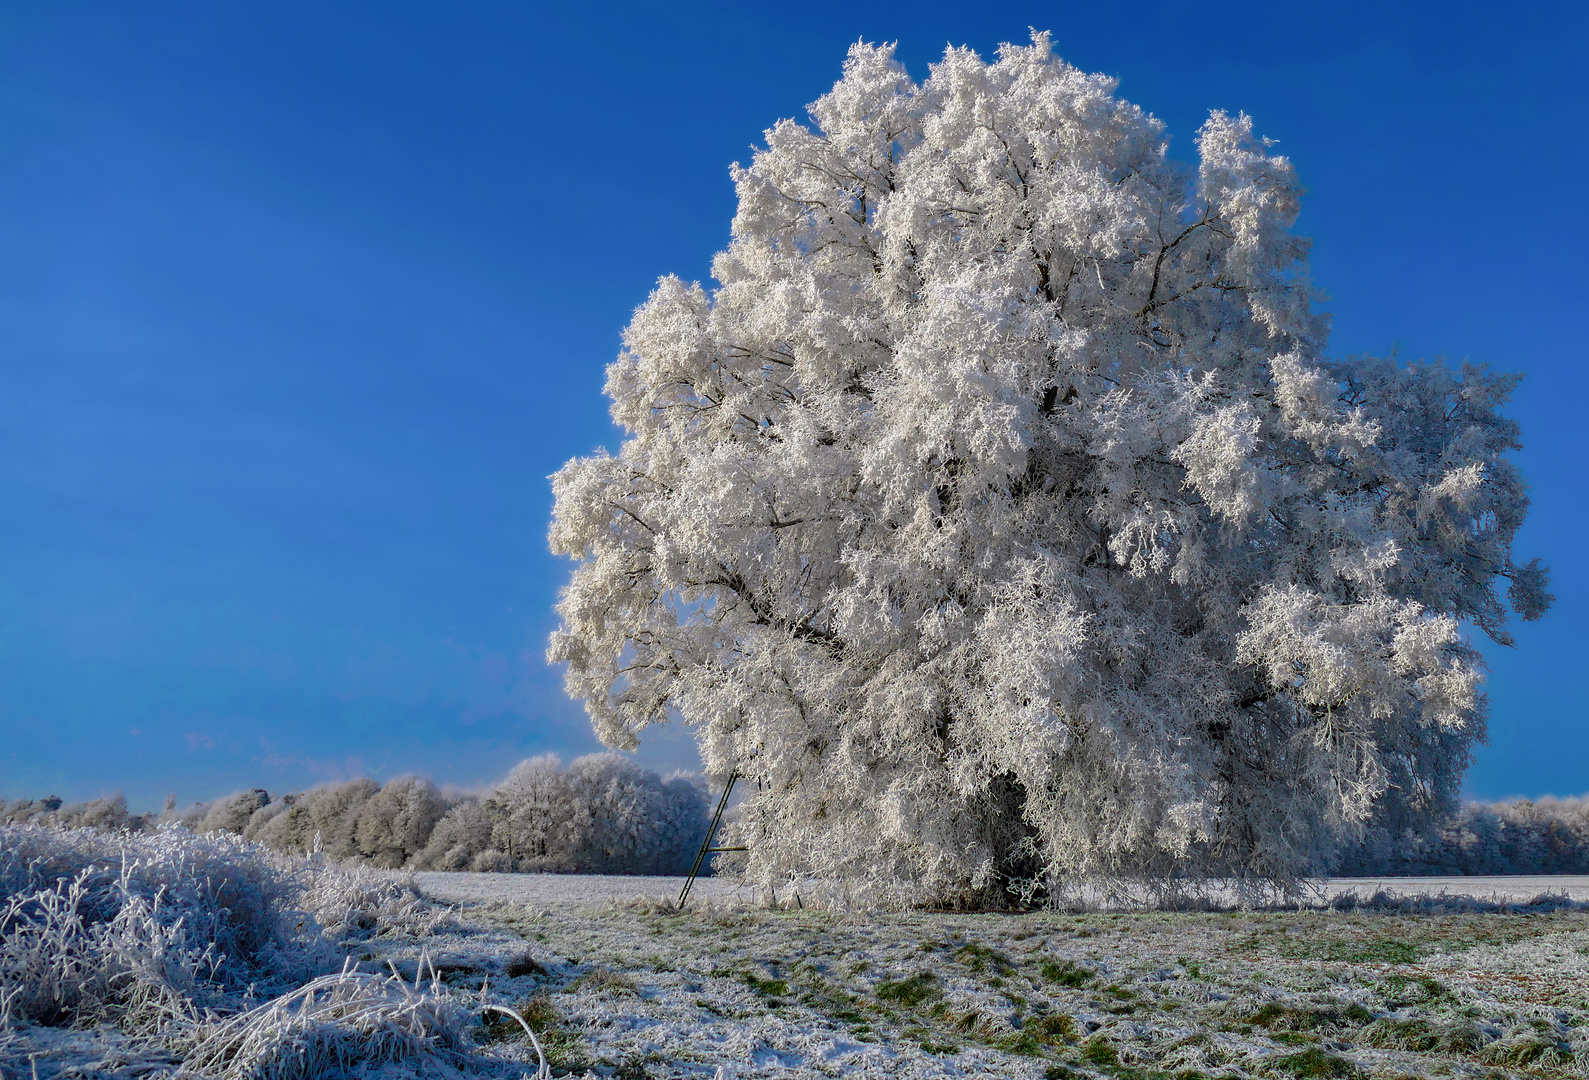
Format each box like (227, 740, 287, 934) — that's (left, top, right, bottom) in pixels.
(6, 758, 705, 876)
(494, 753, 567, 866)
(409, 755, 709, 874)
(1, 794, 151, 832)
(0, 796, 64, 825)
(411, 797, 494, 871)
(0, 825, 327, 1030)
(178, 962, 472, 1080)
(0, 823, 458, 1040)
(558, 754, 709, 874)
(295, 862, 450, 941)
(420, 754, 709, 875)
(241, 797, 291, 843)
(242, 780, 379, 859)
(470, 849, 515, 873)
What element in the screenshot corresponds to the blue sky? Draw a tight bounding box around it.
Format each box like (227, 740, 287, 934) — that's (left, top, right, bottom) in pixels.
(1, 2, 1584, 810)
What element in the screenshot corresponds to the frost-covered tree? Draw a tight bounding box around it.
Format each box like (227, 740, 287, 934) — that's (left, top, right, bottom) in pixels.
(549, 34, 1551, 901)
(353, 776, 447, 868)
(493, 753, 570, 865)
(1334, 795, 1589, 876)
(558, 753, 709, 874)
(411, 795, 494, 871)
(198, 789, 271, 836)
(243, 779, 378, 858)
(0, 794, 145, 831)
(477, 753, 708, 874)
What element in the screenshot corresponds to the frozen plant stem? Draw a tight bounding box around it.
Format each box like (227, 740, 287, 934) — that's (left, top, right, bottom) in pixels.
(482, 1003, 551, 1080)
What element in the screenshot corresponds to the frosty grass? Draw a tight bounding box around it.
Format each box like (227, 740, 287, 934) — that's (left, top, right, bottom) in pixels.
(413, 875, 1589, 1079)
(10, 853, 1589, 1079)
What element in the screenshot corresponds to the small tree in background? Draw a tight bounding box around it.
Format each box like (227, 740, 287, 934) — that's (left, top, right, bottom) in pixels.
(549, 33, 1551, 903)
(411, 796, 494, 871)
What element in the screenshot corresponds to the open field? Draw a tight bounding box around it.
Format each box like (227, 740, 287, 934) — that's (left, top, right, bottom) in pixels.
(8, 842, 1588, 1079)
(389, 875, 1589, 1079)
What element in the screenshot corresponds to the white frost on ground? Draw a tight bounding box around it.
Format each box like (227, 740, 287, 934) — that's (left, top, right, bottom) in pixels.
(392, 875, 1589, 1079)
(412, 872, 760, 909)
(9, 856, 1589, 1078)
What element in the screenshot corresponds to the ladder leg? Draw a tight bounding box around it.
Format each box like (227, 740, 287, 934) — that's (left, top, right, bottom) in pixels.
(679, 772, 738, 908)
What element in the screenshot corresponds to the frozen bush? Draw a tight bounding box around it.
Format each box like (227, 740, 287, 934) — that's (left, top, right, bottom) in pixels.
(408, 755, 709, 874)
(242, 797, 292, 843)
(1, 794, 151, 832)
(299, 779, 381, 860)
(558, 753, 709, 874)
(3, 756, 716, 877)
(0, 797, 55, 825)
(0, 825, 327, 1031)
(470, 849, 515, 873)
(0, 822, 460, 1038)
(494, 753, 567, 866)
(429, 753, 710, 874)
(242, 780, 379, 859)
(295, 862, 450, 941)
(177, 960, 471, 1080)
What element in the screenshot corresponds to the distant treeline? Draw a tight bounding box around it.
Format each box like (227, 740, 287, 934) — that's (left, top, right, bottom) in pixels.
(1330, 796, 1589, 876)
(6, 779, 1584, 878)
(1, 753, 712, 875)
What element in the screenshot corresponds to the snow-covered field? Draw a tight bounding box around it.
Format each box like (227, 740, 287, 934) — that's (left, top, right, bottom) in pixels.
(413, 871, 757, 908)
(385, 874, 1589, 1078)
(9, 834, 1589, 1079)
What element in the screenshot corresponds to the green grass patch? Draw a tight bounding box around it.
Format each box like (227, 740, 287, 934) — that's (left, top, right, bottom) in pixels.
(1081, 1036, 1119, 1067)
(1039, 959, 1094, 987)
(1002, 1011, 1080, 1055)
(744, 975, 789, 998)
(569, 967, 638, 996)
(875, 971, 941, 1007)
(1264, 1047, 1358, 1078)
(1378, 974, 1447, 1008)
(1476, 1035, 1572, 1070)
(1358, 1016, 1486, 1053)
(1289, 938, 1423, 965)
(478, 995, 590, 1074)
(1248, 1002, 1373, 1032)
(955, 941, 1013, 973)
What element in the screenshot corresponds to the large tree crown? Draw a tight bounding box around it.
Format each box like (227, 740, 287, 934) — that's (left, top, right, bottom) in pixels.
(548, 34, 1550, 901)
